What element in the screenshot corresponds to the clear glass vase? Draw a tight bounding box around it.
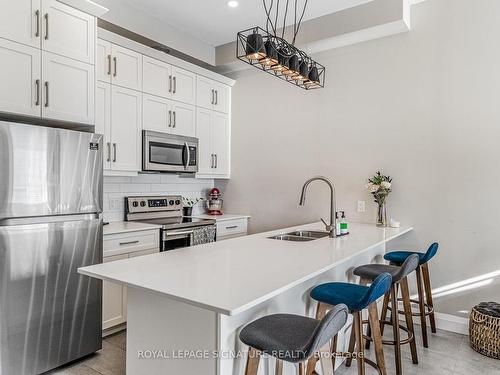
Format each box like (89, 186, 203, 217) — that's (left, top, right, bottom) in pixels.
(377, 202, 388, 227)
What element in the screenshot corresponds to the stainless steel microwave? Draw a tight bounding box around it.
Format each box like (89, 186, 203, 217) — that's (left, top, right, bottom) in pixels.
(143, 131, 198, 173)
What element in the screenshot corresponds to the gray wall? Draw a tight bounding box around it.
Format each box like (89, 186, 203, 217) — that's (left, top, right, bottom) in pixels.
(219, 0, 500, 318)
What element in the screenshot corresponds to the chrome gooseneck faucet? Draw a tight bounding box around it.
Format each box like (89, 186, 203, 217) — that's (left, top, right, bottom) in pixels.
(299, 176, 337, 238)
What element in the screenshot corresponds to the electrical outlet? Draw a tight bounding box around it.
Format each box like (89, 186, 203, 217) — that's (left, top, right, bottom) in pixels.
(357, 200, 366, 213)
(109, 198, 121, 210)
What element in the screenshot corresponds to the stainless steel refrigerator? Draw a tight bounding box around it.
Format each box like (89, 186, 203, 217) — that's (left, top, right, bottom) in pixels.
(0, 121, 103, 374)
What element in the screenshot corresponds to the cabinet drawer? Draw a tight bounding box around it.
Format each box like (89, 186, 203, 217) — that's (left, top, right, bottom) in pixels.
(217, 219, 247, 238)
(104, 229, 159, 257)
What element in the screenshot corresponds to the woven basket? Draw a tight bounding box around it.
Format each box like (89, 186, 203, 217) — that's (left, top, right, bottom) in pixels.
(469, 302, 500, 359)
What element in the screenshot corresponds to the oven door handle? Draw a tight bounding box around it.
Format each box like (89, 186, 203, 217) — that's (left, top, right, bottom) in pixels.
(184, 142, 190, 170)
(165, 229, 194, 237)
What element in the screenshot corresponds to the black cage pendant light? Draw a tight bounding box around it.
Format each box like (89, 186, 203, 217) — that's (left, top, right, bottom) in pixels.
(237, 0, 325, 90)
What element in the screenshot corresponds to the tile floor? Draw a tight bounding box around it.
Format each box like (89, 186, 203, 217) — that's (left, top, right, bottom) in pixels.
(49, 329, 499, 374)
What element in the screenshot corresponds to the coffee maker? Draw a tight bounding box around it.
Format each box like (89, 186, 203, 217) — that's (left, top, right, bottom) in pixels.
(206, 188, 223, 215)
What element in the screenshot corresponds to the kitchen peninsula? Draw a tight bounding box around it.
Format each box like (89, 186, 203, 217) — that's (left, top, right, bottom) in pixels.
(79, 222, 412, 375)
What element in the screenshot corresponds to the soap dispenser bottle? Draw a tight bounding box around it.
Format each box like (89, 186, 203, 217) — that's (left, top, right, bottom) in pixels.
(340, 211, 349, 235)
(335, 212, 341, 235)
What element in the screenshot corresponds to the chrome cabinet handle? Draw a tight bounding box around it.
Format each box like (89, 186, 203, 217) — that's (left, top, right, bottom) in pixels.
(168, 110, 172, 127)
(113, 143, 117, 162)
(168, 75, 172, 93)
(113, 57, 117, 77)
(210, 154, 213, 168)
(215, 154, 218, 168)
(106, 142, 111, 162)
(215, 90, 218, 105)
(35, 10, 40, 37)
(173, 76, 177, 94)
(107, 55, 112, 76)
(35, 79, 40, 106)
(119, 240, 139, 246)
(44, 13, 48, 40)
(173, 111, 176, 128)
(184, 142, 190, 169)
(44, 81, 49, 107)
(211, 89, 214, 105)
(226, 225, 238, 230)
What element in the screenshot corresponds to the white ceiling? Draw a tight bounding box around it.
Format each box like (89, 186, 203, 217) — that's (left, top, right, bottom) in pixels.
(122, 0, 374, 46)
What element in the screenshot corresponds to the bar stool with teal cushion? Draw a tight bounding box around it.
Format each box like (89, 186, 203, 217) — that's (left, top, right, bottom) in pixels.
(384, 243, 439, 348)
(309, 273, 393, 375)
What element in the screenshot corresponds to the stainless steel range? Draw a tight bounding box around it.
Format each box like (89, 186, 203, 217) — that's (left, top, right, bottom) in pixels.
(125, 196, 216, 251)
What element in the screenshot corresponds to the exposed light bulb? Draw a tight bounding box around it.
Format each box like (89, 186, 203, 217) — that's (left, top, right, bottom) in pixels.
(227, 0, 239, 8)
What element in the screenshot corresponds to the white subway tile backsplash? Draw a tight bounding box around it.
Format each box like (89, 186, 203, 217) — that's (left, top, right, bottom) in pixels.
(103, 175, 214, 222)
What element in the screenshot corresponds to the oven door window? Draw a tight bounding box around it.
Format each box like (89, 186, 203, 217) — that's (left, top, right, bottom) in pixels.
(163, 236, 191, 251)
(149, 142, 186, 166)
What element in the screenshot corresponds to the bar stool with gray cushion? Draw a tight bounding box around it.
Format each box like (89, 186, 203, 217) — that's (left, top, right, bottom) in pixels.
(353, 254, 420, 375)
(239, 304, 349, 375)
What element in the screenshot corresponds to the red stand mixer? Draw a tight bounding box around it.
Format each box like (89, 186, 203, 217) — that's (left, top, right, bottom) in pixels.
(206, 188, 223, 215)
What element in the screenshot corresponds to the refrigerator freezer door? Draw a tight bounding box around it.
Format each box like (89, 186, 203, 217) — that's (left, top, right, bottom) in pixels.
(0, 216, 102, 375)
(0, 121, 103, 219)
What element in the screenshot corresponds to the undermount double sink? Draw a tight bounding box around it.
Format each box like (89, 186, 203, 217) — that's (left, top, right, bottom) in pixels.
(268, 230, 330, 242)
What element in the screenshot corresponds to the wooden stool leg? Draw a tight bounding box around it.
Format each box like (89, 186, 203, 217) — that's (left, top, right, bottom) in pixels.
(390, 285, 402, 375)
(298, 362, 305, 375)
(359, 278, 372, 350)
(354, 311, 366, 375)
(331, 334, 338, 371)
(275, 359, 283, 375)
(401, 277, 418, 364)
(346, 318, 356, 368)
(422, 263, 437, 333)
(380, 292, 390, 335)
(245, 348, 261, 375)
(368, 302, 387, 375)
(316, 302, 328, 320)
(416, 265, 429, 348)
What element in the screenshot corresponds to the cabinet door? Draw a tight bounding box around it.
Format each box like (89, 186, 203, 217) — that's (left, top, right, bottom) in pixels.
(196, 75, 215, 110)
(0, 0, 41, 48)
(211, 112, 230, 176)
(196, 108, 213, 175)
(41, 0, 95, 64)
(214, 83, 230, 114)
(143, 93, 171, 133)
(111, 44, 142, 91)
(0, 39, 41, 117)
(143, 55, 171, 98)
(102, 254, 128, 330)
(96, 38, 112, 83)
(41, 51, 95, 124)
(95, 81, 112, 170)
(171, 66, 195, 105)
(111, 85, 141, 172)
(171, 102, 195, 137)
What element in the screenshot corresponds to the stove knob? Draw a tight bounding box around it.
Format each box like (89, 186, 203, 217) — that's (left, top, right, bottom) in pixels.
(169, 200, 175, 206)
(140, 201, 146, 207)
(132, 201, 138, 208)
(175, 200, 181, 205)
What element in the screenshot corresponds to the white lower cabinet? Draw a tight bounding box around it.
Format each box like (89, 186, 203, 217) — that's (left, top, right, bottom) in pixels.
(96, 82, 142, 175)
(216, 218, 249, 241)
(0, 38, 41, 117)
(196, 108, 230, 178)
(102, 229, 160, 333)
(41, 51, 94, 124)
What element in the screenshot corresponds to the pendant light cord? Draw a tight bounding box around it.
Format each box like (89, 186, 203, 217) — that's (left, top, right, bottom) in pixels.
(292, 0, 308, 45)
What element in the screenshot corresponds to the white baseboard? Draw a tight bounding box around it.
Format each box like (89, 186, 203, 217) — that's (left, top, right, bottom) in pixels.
(410, 312, 469, 335)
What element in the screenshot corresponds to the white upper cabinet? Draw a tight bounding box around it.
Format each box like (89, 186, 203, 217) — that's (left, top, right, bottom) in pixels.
(143, 55, 171, 98)
(110, 85, 142, 172)
(196, 76, 230, 114)
(171, 102, 195, 137)
(0, 0, 41, 48)
(171, 66, 196, 105)
(96, 38, 112, 83)
(196, 108, 212, 176)
(211, 112, 230, 176)
(143, 93, 170, 133)
(95, 81, 112, 169)
(111, 44, 142, 91)
(41, 51, 94, 124)
(0, 38, 41, 117)
(41, 0, 95, 64)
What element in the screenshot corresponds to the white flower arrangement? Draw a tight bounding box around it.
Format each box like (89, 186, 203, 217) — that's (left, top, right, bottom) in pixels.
(366, 171, 393, 205)
(182, 197, 203, 207)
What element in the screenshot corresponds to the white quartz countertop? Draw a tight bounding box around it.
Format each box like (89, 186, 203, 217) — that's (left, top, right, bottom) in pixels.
(192, 213, 250, 221)
(103, 221, 162, 235)
(80, 222, 411, 315)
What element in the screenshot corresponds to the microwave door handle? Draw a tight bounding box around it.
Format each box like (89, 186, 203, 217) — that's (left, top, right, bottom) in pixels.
(184, 142, 190, 169)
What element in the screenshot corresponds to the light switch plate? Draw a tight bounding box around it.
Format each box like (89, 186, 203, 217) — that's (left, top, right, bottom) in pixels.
(109, 198, 121, 210)
(357, 201, 366, 213)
